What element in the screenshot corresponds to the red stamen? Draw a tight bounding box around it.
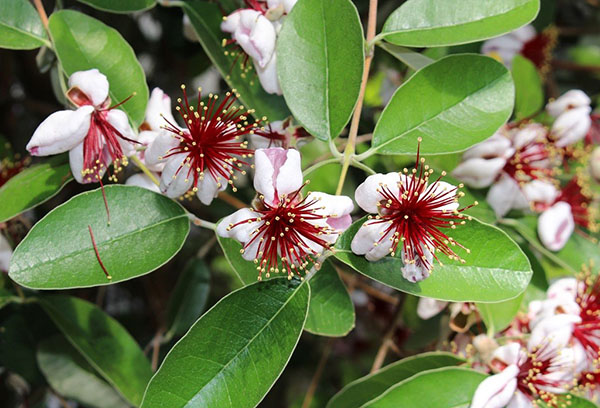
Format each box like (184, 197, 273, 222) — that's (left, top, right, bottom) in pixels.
(88, 225, 111, 280)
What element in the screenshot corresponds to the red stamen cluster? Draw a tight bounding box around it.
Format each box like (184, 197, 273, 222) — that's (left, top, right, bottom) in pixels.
(572, 266, 600, 362)
(160, 86, 261, 195)
(367, 141, 474, 271)
(520, 26, 558, 76)
(503, 137, 555, 184)
(226, 184, 333, 280)
(556, 175, 598, 232)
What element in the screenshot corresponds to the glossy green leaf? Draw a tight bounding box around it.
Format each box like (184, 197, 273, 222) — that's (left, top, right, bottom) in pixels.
(361, 366, 486, 407)
(141, 278, 310, 408)
(76, 0, 155, 13)
(370, 54, 514, 155)
(477, 293, 523, 334)
(512, 55, 544, 120)
(334, 218, 532, 302)
(305, 260, 354, 337)
(37, 336, 129, 408)
(277, 0, 364, 141)
(380, 0, 540, 47)
(327, 352, 465, 408)
(39, 295, 153, 406)
(0, 0, 48, 50)
(48, 10, 148, 126)
(0, 156, 72, 223)
(378, 43, 435, 71)
(181, 0, 289, 121)
(165, 258, 211, 340)
(9, 185, 189, 289)
(217, 234, 262, 285)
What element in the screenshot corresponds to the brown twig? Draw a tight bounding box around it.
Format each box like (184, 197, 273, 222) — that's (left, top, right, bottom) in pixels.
(551, 59, 600, 73)
(151, 329, 163, 371)
(33, 0, 49, 30)
(338, 270, 399, 305)
(301, 339, 334, 408)
(218, 191, 247, 209)
(370, 295, 405, 373)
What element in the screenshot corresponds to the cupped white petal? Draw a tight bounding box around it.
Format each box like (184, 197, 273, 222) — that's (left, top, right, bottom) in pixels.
(106, 109, 137, 157)
(253, 147, 303, 205)
(547, 278, 578, 300)
(255, 54, 282, 95)
(462, 134, 512, 161)
(416, 297, 448, 320)
(452, 157, 506, 189)
(401, 244, 433, 283)
(159, 153, 193, 197)
(470, 365, 519, 408)
(512, 123, 547, 150)
(491, 342, 525, 367)
(145, 131, 179, 166)
(505, 390, 532, 408)
(221, 10, 242, 33)
(521, 180, 559, 206)
(68, 69, 110, 107)
(546, 89, 591, 117)
(350, 221, 393, 261)
(551, 106, 592, 147)
(487, 174, 529, 218)
(217, 208, 262, 244)
(0, 234, 12, 272)
(528, 313, 581, 352)
(196, 173, 227, 205)
(125, 173, 160, 193)
(234, 10, 276, 68)
(354, 172, 401, 213)
(145, 87, 176, 131)
(27, 106, 94, 156)
(538, 201, 575, 251)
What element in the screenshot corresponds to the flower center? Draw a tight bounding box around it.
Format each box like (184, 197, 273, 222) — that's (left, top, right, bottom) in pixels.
(557, 175, 598, 231)
(516, 344, 567, 403)
(161, 86, 262, 195)
(503, 139, 554, 183)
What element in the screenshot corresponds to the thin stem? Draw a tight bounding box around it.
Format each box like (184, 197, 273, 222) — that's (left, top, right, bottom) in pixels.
(350, 158, 375, 175)
(355, 147, 377, 162)
(302, 158, 340, 177)
(328, 138, 342, 159)
(188, 213, 217, 230)
(335, 0, 379, 195)
(301, 339, 334, 408)
(370, 294, 404, 373)
(33, 0, 49, 30)
(151, 329, 163, 371)
(130, 155, 160, 186)
(218, 191, 247, 209)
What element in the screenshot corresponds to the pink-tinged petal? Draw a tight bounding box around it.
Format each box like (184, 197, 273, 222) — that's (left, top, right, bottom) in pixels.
(538, 202, 575, 251)
(551, 107, 592, 147)
(512, 123, 547, 150)
(416, 297, 448, 320)
(425, 181, 459, 212)
(306, 192, 354, 220)
(528, 297, 580, 329)
(267, 0, 297, 13)
(0, 233, 12, 272)
(401, 244, 433, 283)
(160, 153, 193, 198)
(452, 157, 506, 189)
(195, 173, 227, 205)
(254, 148, 302, 204)
(546, 89, 591, 117)
(470, 365, 519, 408)
(221, 10, 242, 34)
(217, 208, 262, 244)
(145, 87, 176, 131)
(462, 134, 512, 161)
(491, 343, 524, 368)
(106, 109, 137, 157)
(235, 11, 276, 68)
(350, 220, 392, 261)
(255, 54, 282, 95)
(145, 131, 179, 167)
(506, 390, 532, 408)
(487, 174, 528, 218)
(521, 180, 559, 206)
(27, 106, 94, 156)
(528, 314, 581, 352)
(68, 69, 109, 107)
(355, 172, 401, 213)
(510, 24, 537, 43)
(125, 173, 160, 193)
(547, 278, 578, 300)
(68, 142, 108, 184)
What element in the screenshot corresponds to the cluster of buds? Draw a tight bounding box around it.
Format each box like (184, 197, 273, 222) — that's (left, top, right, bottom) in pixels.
(220, 0, 298, 95)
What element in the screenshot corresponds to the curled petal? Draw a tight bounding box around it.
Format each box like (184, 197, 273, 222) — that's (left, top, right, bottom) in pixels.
(355, 172, 401, 213)
(528, 297, 580, 329)
(27, 106, 94, 156)
(306, 191, 354, 230)
(510, 25, 537, 43)
(512, 124, 547, 150)
(196, 173, 227, 206)
(234, 10, 276, 68)
(528, 314, 581, 352)
(217, 208, 262, 244)
(538, 201, 574, 251)
(551, 106, 592, 147)
(106, 109, 137, 157)
(470, 365, 519, 408)
(221, 10, 242, 33)
(69, 141, 108, 184)
(487, 174, 528, 218)
(160, 153, 194, 197)
(426, 180, 459, 212)
(350, 221, 393, 262)
(463, 134, 513, 161)
(546, 89, 591, 117)
(490, 342, 525, 369)
(255, 54, 282, 95)
(145, 87, 176, 131)
(521, 180, 559, 206)
(254, 147, 302, 205)
(452, 158, 506, 189)
(68, 69, 110, 107)
(505, 390, 531, 408)
(416, 297, 448, 320)
(547, 278, 578, 301)
(125, 173, 160, 193)
(267, 0, 297, 13)
(401, 244, 433, 283)
(145, 131, 179, 167)
(0, 233, 12, 272)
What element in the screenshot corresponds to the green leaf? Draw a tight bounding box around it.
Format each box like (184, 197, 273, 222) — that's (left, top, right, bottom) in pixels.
(0, 313, 43, 384)
(277, 0, 364, 141)
(76, 0, 155, 13)
(141, 278, 310, 408)
(0, 0, 48, 50)
(39, 295, 153, 406)
(9, 185, 189, 289)
(380, 0, 540, 47)
(305, 260, 354, 337)
(370, 54, 514, 155)
(217, 234, 262, 285)
(181, 0, 290, 121)
(378, 43, 435, 71)
(165, 258, 211, 340)
(361, 366, 486, 408)
(48, 10, 148, 126)
(512, 55, 544, 120)
(0, 156, 72, 223)
(477, 293, 523, 335)
(334, 218, 532, 302)
(327, 352, 465, 408)
(37, 336, 129, 408)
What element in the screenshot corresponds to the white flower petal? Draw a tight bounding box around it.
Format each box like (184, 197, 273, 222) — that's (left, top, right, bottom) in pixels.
(510, 25, 537, 43)
(546, 89, 591, 117)
(521, 180, 559, 205)
(145, 131, 179, 166)
(491, 342, 524, 367)
(159, 153, 193, 197)
(416, 297, 448, 320)
(551, 107, 592, 147)
(253, 148, 302, 205)
(217, 208, 261, 244)
(106, 109, 137, 157)
(255, 54, 282, 95)
(452, 157, 506, 189)
(350, 221, 393, 261)
(401, 244, 433, 283)
(145, 87, 176, 131)
(487, 174, 528, 218)
(462, 134, 512, 161)
(470, 365, 519, 408)
(506, 390, 532, 408)
(68, 141, 108, 184)
(425, 180, 459, 212)
(27, 106, 94, 156)
(0, 234, 12, 272)
(512, 123, 547, 150)
(528, 314, 581, 352)
(221, 10, 242, 34)
(547, 278, 578, 300)
(355, 172, 401, 213)
(538, 202, 575, 251)
(68, 69, 109, 107)
(125, 173, 160, 193)
(196, 173, 227, 205)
